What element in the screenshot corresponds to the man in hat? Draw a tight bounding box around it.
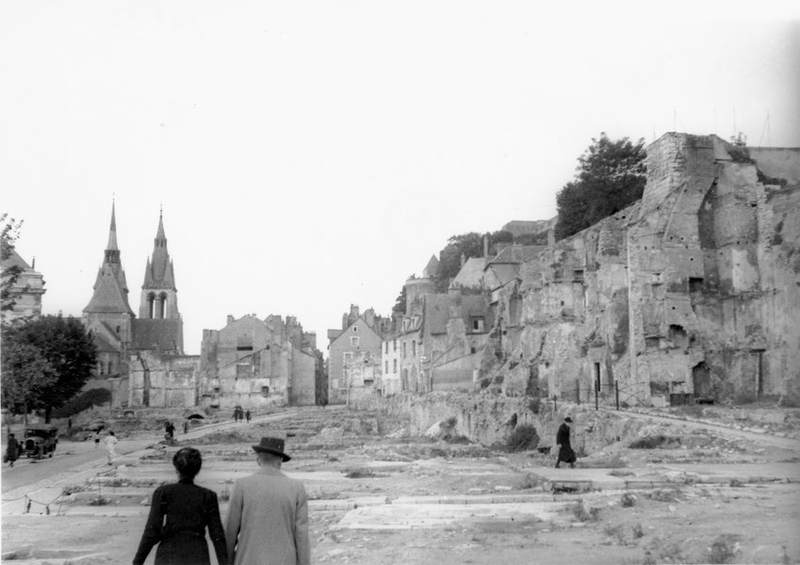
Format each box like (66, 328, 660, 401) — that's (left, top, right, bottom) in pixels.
(555, 416, 576, 468)
(225, 436, 310, 565)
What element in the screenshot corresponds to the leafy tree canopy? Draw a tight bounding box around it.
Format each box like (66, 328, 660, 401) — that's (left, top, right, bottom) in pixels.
(392, 285, 407, 316)
(2, 315, 97, 421)
(1, 213, 24, 313)
(554, 133, 646, 240)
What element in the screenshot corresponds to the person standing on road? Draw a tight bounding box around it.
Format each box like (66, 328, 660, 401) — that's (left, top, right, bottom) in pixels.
(244, 409, 251, 423)
(225, 436, 310, 565)
(5, 433, 19, 467)
(104, 431, 118, 465)
(555, 416, 576, 468)
(133, 447, 227, 565)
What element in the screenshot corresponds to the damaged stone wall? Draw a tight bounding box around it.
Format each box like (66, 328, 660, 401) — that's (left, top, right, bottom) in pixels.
(125, 351, 201, 408)
(488, 133, 800, 407)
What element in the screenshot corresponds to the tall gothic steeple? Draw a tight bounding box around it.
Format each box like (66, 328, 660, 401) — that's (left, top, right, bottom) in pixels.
(83, 201, 134, 317)
(139, 208, 179, 320)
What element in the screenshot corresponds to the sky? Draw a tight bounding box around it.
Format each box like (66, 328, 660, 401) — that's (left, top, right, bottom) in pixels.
(2, 2, 799, 356)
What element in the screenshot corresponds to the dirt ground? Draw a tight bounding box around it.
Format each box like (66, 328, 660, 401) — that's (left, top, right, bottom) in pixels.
(2, 405, 800, 565)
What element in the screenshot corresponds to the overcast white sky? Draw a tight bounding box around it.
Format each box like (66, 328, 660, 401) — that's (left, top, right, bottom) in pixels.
(2, 2, 799, 355)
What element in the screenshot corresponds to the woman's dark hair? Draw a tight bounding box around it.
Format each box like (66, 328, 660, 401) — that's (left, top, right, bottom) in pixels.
(173, 447, 202, 479)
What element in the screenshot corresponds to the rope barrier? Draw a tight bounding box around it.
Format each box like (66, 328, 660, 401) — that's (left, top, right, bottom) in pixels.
(3, 463, 121, 515)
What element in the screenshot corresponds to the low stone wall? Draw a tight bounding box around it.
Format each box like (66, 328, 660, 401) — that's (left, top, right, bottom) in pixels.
(355, 391, 631, 454)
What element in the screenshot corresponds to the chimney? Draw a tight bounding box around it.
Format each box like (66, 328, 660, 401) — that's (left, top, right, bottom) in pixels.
(227, 315, 235, 325)
(483, 235, 489, 267)
(364, 308, 374, 327)
(350, 304, 360, 319)
(342, 313, 349, 330)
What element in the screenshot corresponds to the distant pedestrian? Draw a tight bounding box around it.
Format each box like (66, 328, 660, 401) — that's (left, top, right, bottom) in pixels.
(233, 409, 239, 423)
(68, 418, 72, 433)
(133, 447, 227, 565)
(183, 420, 189, 434)
(94, 431, 101, 449)
(166, 421, 176, 440)
(555, 416, 576, 469)
(5, 433, 19, 467)
(104, 431, 118, 465)
(244, 409, 251, 423)
(225, 436, 310, 565)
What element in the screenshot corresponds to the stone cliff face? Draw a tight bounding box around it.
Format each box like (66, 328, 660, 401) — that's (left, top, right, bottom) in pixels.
(492, 133, 800, 407)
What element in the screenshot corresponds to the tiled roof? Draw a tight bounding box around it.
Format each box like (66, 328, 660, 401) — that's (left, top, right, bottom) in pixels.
(83, 265, 135, 315)
(132, 319, 183, 353)
(488, 245, 543, 266)
(450, 257, 486, 289)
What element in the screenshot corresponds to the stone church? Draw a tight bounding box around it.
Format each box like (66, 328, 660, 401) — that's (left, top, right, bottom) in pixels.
(82, 203, 320, 410)
(82, 203, 195, 408)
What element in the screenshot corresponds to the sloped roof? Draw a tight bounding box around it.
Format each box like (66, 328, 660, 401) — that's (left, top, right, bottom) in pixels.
(450, 257, 485, 289)
(423, 255, 440, 278)
(423, 295, 451, 335)
(132, 318, 183, 353)
(142, 213, 176, 290)
(487, 244, 543, 266)
(422, 293, 492, 336)
(2, 249, 31, 270)
(83, 264, 135, 315)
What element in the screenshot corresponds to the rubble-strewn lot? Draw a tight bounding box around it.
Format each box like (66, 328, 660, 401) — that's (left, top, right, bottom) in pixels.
(3, 405, 800, 564)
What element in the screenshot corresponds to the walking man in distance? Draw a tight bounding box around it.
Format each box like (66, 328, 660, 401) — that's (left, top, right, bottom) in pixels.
(225, 436, 310, 565)
(555, 416, 576, 468)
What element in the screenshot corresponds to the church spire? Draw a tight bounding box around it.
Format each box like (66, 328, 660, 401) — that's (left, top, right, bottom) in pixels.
(104, 201, 121, 264)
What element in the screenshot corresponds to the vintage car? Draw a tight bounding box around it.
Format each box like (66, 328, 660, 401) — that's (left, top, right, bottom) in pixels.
(23, 424, 59, 459)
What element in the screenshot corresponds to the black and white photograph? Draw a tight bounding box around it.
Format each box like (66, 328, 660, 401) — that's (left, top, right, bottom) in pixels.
(2, 2, 799, 563)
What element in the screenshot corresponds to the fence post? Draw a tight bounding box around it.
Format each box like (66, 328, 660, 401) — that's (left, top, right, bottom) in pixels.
(553, 395, 557, 413)
(576, 380, 580, 405)
(595, 383, 599, 411)
(615, 381, 620, 410)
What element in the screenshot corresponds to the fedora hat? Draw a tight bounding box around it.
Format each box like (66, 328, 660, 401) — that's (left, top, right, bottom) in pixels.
(252, 437, 291, 462)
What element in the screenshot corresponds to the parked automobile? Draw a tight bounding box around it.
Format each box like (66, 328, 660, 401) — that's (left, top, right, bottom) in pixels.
(23, 424, 59, 459)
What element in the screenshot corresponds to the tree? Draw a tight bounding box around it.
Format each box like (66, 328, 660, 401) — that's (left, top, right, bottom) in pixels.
(1, 213, 24, 313)
(554, 133, 646, 240)
(2, 315, 97, 422)
(1, 339, 57, 423)
(392, 285, 407, 316)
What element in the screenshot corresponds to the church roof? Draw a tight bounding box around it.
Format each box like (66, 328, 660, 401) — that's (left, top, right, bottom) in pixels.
(132, 318, 183, 354)
(142, 211, 176, 290)
(83, 264, 134, 314)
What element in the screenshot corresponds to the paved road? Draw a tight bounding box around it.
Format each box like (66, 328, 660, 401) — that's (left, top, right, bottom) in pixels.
(1, 409, 301, 503)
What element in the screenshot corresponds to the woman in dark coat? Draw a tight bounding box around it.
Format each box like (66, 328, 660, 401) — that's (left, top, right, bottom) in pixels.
(133, 447, 227, 565)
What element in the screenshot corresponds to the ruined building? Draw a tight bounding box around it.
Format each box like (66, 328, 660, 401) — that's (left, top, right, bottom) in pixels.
(490, 133, 800, 406)
(200, 313, 321, 409)
(327, 305, 391, 404)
